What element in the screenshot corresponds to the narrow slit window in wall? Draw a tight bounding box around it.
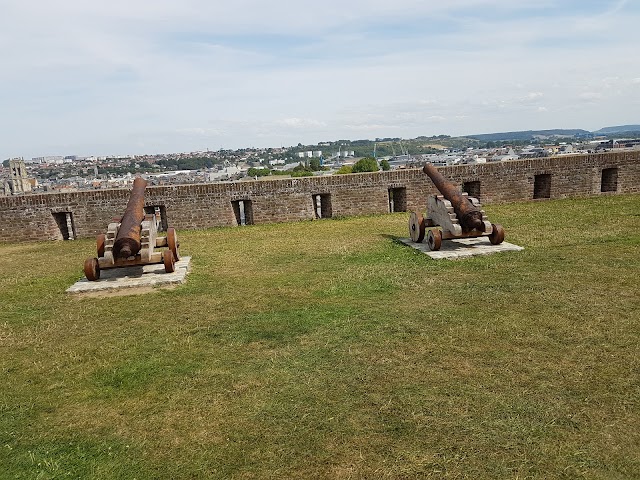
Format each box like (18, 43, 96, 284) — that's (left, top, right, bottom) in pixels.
(52, 211, 76, 240)
(144, 205, 168, 231)
(312, 194, 332, 219)
(462, 181, 481, 200)
(600, 167, 618, 192)
(533, 174, 551, 199)
(232, 200, 253, 225)
(388, 187, 407, 212)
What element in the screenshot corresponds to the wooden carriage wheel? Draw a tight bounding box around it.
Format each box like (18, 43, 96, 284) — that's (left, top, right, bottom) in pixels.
(163, 250, 176, 273)
(488, 224, 505, 245)
(427, 229, 442, 251)
(83, 257, 100, 281)
(96, 234, 106, 258)
(408, 211, 426, 243)
(167, 227, 180, 261)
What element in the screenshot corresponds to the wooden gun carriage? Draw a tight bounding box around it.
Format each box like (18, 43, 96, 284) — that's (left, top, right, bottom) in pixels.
(83, 177, 180, 281)
(409, 163, 505, 250)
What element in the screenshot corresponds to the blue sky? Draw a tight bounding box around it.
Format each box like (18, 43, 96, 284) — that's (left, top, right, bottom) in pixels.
(1, 0, 639, 158)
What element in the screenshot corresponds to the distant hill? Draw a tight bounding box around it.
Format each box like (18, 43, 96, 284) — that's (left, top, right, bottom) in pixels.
(466, 125, 640, 142)
(592, 125, 640, 135)
(466, 129, 590, 142)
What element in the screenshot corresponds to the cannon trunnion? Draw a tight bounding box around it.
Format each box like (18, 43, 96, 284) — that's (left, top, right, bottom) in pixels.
(83, 177, 180, 281)
(409, 163, 505, 250)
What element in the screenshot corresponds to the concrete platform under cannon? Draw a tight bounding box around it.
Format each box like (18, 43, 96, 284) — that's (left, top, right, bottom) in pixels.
(399, 237, 523, 260)
(67, 256, 191, 294)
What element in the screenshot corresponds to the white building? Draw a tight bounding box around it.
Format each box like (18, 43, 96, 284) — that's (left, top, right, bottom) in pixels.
(207, 165, 243, 181)
(295, 150, 316, 158)
(30, 155, 64, 164)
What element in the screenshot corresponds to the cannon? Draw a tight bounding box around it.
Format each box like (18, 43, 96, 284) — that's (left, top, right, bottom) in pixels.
(409, 163, 505, 250)
(83, 177, 180, 281)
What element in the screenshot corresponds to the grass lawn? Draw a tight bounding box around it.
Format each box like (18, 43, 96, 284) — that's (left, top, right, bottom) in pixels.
(1, 194, 639, 479)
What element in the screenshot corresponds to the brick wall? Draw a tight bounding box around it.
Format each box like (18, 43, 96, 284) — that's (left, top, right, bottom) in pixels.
(1, 151, 638, 243)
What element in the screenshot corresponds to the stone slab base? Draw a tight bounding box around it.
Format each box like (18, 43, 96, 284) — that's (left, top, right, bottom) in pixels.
(398, 237, 524, 260)
(67, 256, 191, 294)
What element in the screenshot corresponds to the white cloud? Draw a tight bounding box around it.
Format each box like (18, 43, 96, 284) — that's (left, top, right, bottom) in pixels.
(344, 124, 395, 132)
(1, 0, 639, 157)
(177, 128, 227, 137)
(524, 92, 544, 101)
(278, 118, 327, 128)
(579, 92, 604, 101)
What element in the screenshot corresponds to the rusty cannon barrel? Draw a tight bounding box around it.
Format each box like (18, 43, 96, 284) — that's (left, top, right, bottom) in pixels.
(423, 163, 485, 233)
(112, 177, 148, 259)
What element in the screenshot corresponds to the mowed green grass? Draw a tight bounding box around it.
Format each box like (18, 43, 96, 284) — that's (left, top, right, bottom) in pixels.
(1, 194, 639, 479)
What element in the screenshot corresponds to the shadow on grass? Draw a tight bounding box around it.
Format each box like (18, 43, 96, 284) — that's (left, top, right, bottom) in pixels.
(379, 233, 407, 245)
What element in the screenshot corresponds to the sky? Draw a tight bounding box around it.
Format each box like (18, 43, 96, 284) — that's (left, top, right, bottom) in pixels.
(1, 0, 639, 159)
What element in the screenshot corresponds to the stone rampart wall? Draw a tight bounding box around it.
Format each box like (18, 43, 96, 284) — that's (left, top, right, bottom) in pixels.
(1, 151, 638, 242)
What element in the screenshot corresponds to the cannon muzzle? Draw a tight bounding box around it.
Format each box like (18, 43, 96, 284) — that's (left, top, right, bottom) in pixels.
(112, 177, 147, 259)
(423, 163, 485, 233)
